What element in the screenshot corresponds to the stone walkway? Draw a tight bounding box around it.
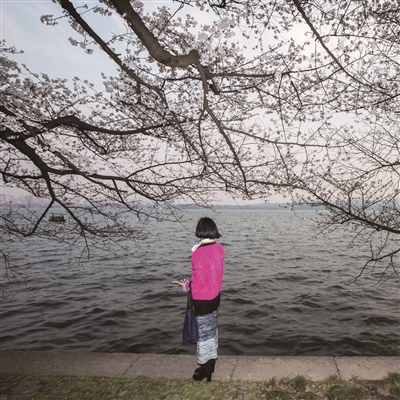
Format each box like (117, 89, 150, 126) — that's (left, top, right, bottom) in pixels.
(1, 351, 399, 381)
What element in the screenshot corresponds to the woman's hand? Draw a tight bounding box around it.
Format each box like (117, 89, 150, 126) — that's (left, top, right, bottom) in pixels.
(174, 278, 188, 287)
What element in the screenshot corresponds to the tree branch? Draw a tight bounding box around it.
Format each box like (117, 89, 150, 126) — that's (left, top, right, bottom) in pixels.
(109, 0, 201, 69)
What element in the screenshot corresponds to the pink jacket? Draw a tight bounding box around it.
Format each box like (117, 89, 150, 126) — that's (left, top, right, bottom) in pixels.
(185, 242, 225, 300)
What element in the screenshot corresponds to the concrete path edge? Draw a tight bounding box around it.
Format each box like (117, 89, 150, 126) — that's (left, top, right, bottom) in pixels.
(0, 351, 399, 381)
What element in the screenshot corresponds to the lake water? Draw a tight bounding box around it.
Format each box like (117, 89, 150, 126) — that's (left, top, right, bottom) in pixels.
(1, 209, 399, 356)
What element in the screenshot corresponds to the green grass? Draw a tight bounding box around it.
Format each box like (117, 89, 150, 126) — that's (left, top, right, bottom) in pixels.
(389, 372, 400, 398)
(325, 376, 367, 400)
(1, 373, 399, 400)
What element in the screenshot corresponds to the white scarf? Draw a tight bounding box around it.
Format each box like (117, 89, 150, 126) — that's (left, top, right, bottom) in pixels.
(191, 238, 215, 252)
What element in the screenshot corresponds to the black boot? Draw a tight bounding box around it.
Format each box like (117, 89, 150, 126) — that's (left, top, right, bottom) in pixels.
(193, 359, 216, 382)
(195, 359, 216, 373)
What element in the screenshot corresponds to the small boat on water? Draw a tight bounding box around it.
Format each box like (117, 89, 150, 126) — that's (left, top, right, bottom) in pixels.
(49, 213, 66, 222)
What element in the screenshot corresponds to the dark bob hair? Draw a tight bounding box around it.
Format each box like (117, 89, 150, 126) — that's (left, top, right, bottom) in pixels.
(195, 217, 221, 239)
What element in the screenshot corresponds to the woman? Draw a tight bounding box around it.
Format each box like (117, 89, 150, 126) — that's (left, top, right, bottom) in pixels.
(176, 217, 225, 382)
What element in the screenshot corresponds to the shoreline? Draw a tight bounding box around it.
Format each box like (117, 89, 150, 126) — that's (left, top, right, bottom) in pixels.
(1, 351, 399, 381)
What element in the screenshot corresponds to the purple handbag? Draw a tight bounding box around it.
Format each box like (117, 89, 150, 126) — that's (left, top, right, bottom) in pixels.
(182, 283, 199, 343)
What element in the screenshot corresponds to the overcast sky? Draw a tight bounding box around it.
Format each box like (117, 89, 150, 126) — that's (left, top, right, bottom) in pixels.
(2, 0, 123, 80)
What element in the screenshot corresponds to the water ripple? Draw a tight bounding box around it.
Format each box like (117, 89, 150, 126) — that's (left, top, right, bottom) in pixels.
(1, 210, 399, 356)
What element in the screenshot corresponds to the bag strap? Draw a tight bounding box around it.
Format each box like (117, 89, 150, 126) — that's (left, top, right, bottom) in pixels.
(187, 281, 193, 305)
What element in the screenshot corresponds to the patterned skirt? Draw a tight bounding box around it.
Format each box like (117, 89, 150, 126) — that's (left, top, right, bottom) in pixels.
(195, 309, 218, 365)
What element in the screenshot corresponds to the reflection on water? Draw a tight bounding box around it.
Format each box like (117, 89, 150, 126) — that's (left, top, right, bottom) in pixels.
(1, 210, 399, 356)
